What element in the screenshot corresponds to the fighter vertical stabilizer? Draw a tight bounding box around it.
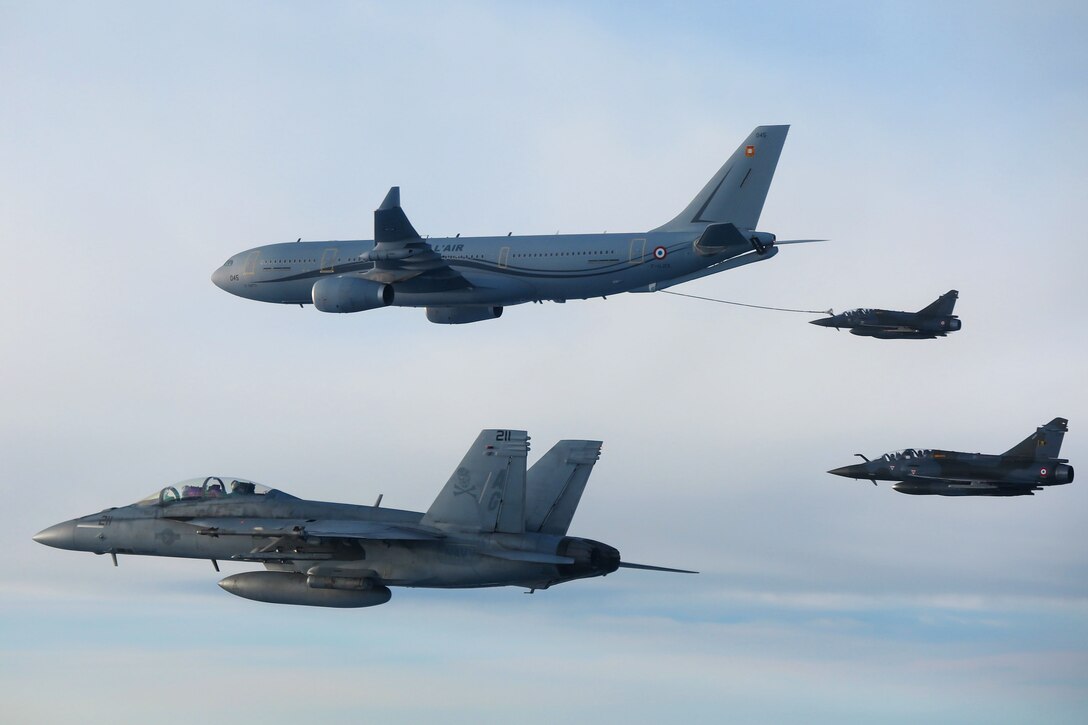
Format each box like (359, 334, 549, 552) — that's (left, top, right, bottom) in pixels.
(525, 440, 602, 535)
(1002, 417, 1069, 460)
(421, 429, 529, 533)
(917, 290, 959, 317)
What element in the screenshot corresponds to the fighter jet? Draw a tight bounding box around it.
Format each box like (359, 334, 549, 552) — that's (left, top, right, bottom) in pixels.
(211, 125, 821, 323)
(810, 290, 960, 338)
(828, 418, 1073, 496)
(33, 430, 694, 607)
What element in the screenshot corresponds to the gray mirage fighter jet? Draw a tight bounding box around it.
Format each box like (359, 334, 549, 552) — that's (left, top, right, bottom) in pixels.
(34, 430, 694, 607)
(828, 418, 1073, 496)
(211, 125, 820, 323)
(810, 290, 960, 339)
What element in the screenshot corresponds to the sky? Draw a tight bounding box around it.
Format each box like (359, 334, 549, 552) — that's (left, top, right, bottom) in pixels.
(2, 1, 1088, 722)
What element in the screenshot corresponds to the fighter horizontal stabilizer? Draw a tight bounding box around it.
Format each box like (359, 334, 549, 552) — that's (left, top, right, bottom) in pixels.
(618, 562, 698, 574)
(421, 429, 530, 533)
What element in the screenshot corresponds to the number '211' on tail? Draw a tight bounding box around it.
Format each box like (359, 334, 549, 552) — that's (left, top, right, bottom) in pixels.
(419, 431, 603, 536)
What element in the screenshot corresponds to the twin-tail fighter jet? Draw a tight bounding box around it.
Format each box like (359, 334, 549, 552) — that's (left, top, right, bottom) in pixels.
(33, 430, 694, 607)
(211, 125, 820, 323)
(810, 290, 960, 339)
(828, 418, 1073, 496)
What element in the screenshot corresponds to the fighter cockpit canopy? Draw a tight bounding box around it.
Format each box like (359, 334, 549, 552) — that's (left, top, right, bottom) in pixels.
(881, 449, 931, 461)
(136, 477, 273, 506)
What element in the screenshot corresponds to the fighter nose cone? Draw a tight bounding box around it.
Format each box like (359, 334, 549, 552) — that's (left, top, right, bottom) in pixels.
(828, 465, 863, 478)
(810, 317, 835, 327)
(33, 521, 76, 549)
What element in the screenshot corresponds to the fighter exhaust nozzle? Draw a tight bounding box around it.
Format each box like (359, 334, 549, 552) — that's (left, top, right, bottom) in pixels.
(1050, 463, 1074, 484)
(218, 571, 391, 608)
(557, 537, 620, 579)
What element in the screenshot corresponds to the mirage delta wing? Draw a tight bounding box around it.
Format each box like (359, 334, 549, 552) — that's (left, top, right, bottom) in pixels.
(811, 290, 960, 339)
(828, 418, 1073, 496)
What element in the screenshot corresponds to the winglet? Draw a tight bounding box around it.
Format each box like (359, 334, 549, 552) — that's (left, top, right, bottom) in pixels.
(379, 186, 400, 211)
(374, 186, 419, 243)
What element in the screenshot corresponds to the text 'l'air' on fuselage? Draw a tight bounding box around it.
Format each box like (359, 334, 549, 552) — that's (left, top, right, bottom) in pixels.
(211, 125, 823, 324)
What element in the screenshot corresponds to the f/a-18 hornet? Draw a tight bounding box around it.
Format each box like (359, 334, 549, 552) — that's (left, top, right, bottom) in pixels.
(34, 430, 694, 607)
(211, 125, 820, 323)
(828, 418, 1073, 496)
(810, 290, 960, 339)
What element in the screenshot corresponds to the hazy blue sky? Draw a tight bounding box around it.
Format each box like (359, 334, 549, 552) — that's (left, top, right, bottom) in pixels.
(3, 2, 1087, 723)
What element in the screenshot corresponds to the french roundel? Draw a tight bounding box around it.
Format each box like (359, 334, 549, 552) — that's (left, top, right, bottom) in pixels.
(1040, 467, 1048, 477)
(653, 246, 667, 260)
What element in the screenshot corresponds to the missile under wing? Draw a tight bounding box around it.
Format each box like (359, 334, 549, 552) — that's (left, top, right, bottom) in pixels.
(827, 418, 1073, 496)
(811, 290, 960, 339)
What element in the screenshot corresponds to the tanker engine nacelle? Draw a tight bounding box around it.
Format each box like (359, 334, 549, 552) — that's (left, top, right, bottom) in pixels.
(312, 276, 394, 313)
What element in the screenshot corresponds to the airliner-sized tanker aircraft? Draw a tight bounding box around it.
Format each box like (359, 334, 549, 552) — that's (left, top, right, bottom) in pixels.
(211, 125, 820, 323)
(34, 430, 694, 608)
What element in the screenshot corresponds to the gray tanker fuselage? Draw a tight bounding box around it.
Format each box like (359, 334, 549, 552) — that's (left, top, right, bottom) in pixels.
(211, 125, 821, 323)
(214, 230, 731, 307)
